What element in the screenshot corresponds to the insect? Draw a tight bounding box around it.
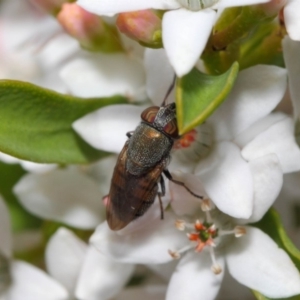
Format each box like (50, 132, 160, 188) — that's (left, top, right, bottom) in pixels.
(177, 0, 218, 11)
(107, 80, 202, 230)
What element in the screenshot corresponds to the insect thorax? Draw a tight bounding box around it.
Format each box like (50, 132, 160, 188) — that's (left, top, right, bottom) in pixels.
(127, 123, 173, 175)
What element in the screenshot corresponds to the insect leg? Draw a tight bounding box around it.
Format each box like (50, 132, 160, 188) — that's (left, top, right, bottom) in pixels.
(126, 131, 134, 138)
(163, 169, 203, 199)
(158, 175, 165, 220)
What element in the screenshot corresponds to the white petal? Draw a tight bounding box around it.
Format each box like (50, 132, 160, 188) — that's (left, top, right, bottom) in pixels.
(195, 142, 253, 219)
(226, 226, 300, 298)
(144, 48, 175, 105)
(45, 228, 87, 295)
(6, 260, 68, 300)
(13, 168, 104, 229)
(77, 0, 180, 16)
(234, 112, 286, 148)
(90, 212, 187, 264)
(115, 285, 167, 300)
(282, 36, 300, 117)
(239, 154, 283, 224)
(19, 161, 57, 174)
(75, 246, 134, 300)
(242, 115, 300, 173)
(73, 104, 144, 153)
(169, 171, 206, 216)
(162, 9, 217, 77)
(219, 0, 270, 7)
(166, 251, 224, 300)
(60, 53, 145, 100)
(209, 65, 287, 141)
(0, 152, 19, 164)
(0, 196, 11, 258)
(87, 155, 118, 197)
(284, 0, 300, 41)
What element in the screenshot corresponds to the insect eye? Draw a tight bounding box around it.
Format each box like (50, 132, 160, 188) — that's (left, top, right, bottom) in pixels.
(164, 118, 179, 138)
(141, 106, 160, 123)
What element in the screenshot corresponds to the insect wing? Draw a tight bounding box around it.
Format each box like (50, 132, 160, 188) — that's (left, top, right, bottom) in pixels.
(107, 143, 165, 230)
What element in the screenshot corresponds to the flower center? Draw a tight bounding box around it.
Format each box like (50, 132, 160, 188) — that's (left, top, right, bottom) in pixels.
(0, 252, 11, 295)
(173, 124, 213, 163)
(177, 0, 218, 11)
(168, 200, 246, 274)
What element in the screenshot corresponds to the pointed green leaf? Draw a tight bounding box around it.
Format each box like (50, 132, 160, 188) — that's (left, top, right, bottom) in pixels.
(0, 80, 127, 164)
(176, 61, 239, 135)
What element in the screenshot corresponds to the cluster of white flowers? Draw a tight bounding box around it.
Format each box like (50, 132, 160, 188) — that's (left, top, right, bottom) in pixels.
(1, 0, 300, 299)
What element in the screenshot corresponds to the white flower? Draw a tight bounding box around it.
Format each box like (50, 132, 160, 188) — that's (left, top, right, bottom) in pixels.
(89, 181, 300, 300)
(0, 195, 68, 300)
(77, 0, 270, 76)
(13, 157, 117, 230)
(74, 49, 300, 221)
(45, 227, 134, 300)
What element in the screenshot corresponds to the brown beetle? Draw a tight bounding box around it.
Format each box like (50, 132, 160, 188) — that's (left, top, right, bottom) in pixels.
(107, 81, 202, 230)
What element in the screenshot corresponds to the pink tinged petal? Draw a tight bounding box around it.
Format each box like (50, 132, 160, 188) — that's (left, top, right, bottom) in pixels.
(0, 196, 12, 258)
(166, 251, 225, 300)
(226, 226, 300, 298)
(195, 142, 253, 219)
(284, 0, 300, 41)
(6, 260, 68, 300)
(60, 53, 145, 100)
(144, 48, 175, 105)
(162, 9, 217, 77)
(73, 105, 144, 153)
(240, 154, 283, 224)
(45, 228, 87, 295)
(75, 246, 134, 300)
(210, 65, 287, 141)
(90, 212, 187, 264)
(13, 168, 104, 229)
(77, 0, 180, 16)
(169, 171, 206, 216)
(282, 36, 300, 117)
(241, 115, 300, 173)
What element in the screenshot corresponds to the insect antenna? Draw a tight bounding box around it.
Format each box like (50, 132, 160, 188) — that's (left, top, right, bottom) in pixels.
(161, 74, 176, 106)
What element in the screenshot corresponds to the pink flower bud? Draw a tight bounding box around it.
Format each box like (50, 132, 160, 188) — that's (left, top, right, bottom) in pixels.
(57, 3, 123, 52)
(117, 10, 162, 47)
(57, 3, 104, 42)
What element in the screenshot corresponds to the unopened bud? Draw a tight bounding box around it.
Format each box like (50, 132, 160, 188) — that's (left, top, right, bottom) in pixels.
(57, 3, 123, 52)
(117, 10, 162, 48)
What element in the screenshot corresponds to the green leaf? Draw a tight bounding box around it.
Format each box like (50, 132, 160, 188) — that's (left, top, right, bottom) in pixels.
(0, 80, 127, 164)
(0, 161, 41, 231)
(176, 61, 239, 135)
